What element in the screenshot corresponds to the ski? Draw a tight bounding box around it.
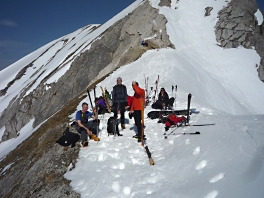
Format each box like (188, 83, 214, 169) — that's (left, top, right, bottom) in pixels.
(145, 146, 154, 165)
(147, 108, 197, 119)
(87, 88, 94, 110)
(153, 75, 159, 102)
(189, 123, 215, 126)
(141, 96, 145, 146)
(165, 131, 200, 139)
(186, 93, 192, 124)
(100, 86, 111, 113)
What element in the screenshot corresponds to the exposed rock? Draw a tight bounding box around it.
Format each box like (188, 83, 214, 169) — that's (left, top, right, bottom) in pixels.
(214, 0, 264, 82)
(205, 7, 213, 17)
(158, 0, 171, 7)
(0, 1, 174, 142)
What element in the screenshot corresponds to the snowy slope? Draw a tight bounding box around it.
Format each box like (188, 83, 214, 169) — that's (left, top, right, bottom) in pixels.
(64, 0, 264, 197)
(1, 0, 264, 197)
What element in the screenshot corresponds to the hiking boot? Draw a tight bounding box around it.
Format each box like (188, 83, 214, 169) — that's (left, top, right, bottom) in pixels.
(81, 141, 88, 148)
(133, 134, 145, 138)
(90, 134, 100, 141)
(137, 137, 142, 143)
(121, 124, 126, 129)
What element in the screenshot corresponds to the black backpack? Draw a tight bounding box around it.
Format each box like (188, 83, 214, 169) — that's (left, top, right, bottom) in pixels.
(107, 117, 118, 135)
(56, 127, 80, 147)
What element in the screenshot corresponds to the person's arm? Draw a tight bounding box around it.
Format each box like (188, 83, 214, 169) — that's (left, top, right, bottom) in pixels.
(164, 92, 169, 101)
(112, 87, 116, 103)
(77, 120, 92, 135)
(132, 83, 145, 97)
(124, 85, 128, 103)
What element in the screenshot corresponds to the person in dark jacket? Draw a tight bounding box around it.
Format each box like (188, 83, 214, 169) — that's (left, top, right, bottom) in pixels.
(112, 77, 128, 129)
(153, 88, 174, 109)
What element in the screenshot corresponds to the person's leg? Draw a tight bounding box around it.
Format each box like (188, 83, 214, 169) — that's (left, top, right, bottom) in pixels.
(120, 103, 125, 123)
(80, 128, 87, 144)
(120, 103, 126, 128)
(134, 110, 142, 138)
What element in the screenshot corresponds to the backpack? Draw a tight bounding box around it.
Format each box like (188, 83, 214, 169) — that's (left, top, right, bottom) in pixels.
(107, 117, 117, 135)
(56, 127, 80, 147)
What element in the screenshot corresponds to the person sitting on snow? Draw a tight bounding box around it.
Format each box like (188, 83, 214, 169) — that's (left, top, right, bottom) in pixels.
(141, 40, 148, 47)
(152, 88, 175, 109)
(75, 102, 100, 147)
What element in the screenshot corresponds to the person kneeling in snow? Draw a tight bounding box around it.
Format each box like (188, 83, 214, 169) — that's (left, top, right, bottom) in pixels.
(75, 102, 100, 147)
(165, 114, 186, 131)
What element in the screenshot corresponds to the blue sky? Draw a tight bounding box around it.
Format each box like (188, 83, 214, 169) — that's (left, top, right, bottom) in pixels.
(0, 0, 263, 71)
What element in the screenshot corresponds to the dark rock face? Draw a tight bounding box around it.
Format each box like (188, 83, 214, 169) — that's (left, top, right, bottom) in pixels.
(205, 7, 213, 17)
(214, 0, 264, 82)
(0, 124, 80, 198)
(0, 1, 174, 142)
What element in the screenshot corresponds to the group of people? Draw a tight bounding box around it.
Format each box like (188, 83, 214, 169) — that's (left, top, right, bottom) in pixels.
(75, 76, 175, 147)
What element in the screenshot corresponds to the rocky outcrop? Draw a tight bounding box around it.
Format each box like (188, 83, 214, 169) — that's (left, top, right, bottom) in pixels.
(0, 121, 81, 198)
(214, 0, 264, 82)
(205, 7, 213, 17)
(158, 0, 171, 7)
(0, 1, 174, 141)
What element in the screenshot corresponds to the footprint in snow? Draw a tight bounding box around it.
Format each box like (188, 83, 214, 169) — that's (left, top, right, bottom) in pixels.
(209, 173, 225, 183)
(111, 181, 120, 193)
(186, 139, 190, 144)
(123, 187, 131, 195)
(204, 190, 218, 198)
(193, 146, 200, 155)
(195, 160, 207, 171)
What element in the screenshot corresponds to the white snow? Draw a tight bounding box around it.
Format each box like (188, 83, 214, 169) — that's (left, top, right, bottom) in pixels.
(0, 119, 35, 161)
(1, 0, 264, 197)
(255, 9, 263, 25)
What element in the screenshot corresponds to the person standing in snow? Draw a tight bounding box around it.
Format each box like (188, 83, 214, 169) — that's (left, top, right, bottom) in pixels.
(75, 102, 100, 147)
(130, 81, 145, 142)
(112, 77, 128, 129)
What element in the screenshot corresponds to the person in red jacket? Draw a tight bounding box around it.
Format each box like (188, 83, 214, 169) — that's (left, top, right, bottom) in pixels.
(130, 81, 145, 142)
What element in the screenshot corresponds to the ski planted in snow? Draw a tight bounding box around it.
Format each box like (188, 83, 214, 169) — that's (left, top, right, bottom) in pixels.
(87, 88, 94, 110)
(141, 96, 145, 146)
(186, 93, 192, 124)
(145, 146, 154, 165)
